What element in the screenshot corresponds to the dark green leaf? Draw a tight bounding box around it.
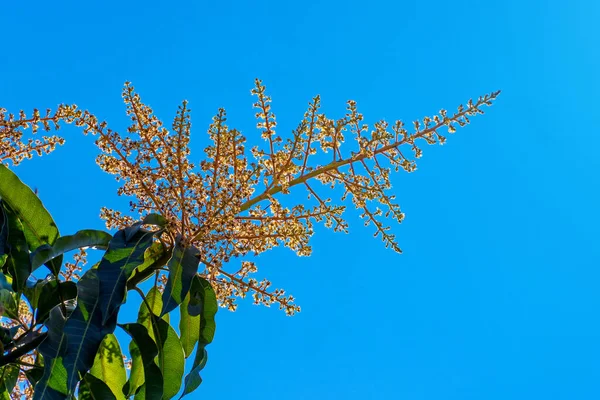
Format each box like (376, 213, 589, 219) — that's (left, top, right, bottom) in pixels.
(0, 273, 11, 291)
(138, 289, 184, 400)
(193, 277, 218, 346)
(141, 213, 168, 227)
(124, 340, 144, 398)
(97, 227, 155, 325)
(133, 385, 148, 400)
(0, 289, 18, 321)
(34, 223, 162, 400)
(78, 374, 117, 400)
(23, 277, 44, 310)
(139, 287, 164, 324)
(0, 165, 61, 272)
(0, 326, 17, 346)
(127, 242, 172, 291)
(86, 334, 126, 400)
(35, 269, 117, 399)
(31, 229, 112, 271)
(161, 240, 199, 316)
(62, 270, 117, 394)
(34, 307, 69, 400)
(180, 277, 217, 399)
(25, 367, 45, 387)
(2, 202, 31, 291)
(119, 323, 163, 400)
(180, 348, 207, 399)
(0, 203, 8, 269)
(179, 292, 199, 358)
(36, 278, 77, 323)
(0, 365, 19, 400)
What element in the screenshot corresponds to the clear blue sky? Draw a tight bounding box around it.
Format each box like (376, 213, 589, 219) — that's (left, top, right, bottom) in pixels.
(2, 1, 600, 399)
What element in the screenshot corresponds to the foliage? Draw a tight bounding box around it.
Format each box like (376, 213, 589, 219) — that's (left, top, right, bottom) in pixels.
(0, 80, 499, 398)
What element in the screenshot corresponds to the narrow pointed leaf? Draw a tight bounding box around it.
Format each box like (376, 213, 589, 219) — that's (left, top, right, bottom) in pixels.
(180, 348, 207, 399)
(0, 165, 61, 272)
(193, 276, 218, 346)
(138, 289, 184, 400)
(23, 277, 43, 308)
(34, 307, 69, 400)
(62, 269, 118, 395)
(161, 240, 200, 316)
(31, 229, 112, 271)
(86, 334, 126, 400)
(0, 326, 18, 346)
(124, 340, 144, 398)
(33, 223, 162, 400)
(0, 365, 19, 400)
(78, 374, 117, 400)
(0, 203, 8, 267)
(98, 227, 155, 325)
(0, 289, 19, 321)
(134, 384, 150, 400)
(0, 273, 11, 291)
(127, 242, 171, 291)
(179, 292, 199, 358)
(2, 202, 31, 291)
(119, 323, 163, 400)
(180, 277, 217, 398)
(141, 213, 167, 227)
(25, 363, 45, 388)
(139, 287, 163, 324)
(36, 269, 118, 399)
(35, 279, 77, 323)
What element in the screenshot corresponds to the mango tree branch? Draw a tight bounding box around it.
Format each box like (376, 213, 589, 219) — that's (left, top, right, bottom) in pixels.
(0, 332, 47, 368)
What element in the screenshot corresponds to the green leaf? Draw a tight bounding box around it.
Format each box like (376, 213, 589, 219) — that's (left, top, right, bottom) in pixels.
(0, 273, 11, 291)
(180, 276, 217, 398)
(0, 289, 19, 321)
(138, 289, 184, 400)
(35, 223, 161, 399)
(0, 203, 8, 269)
(97, 226, 156, 325)
(193, 276, 218, 345)
(0, 165, 61, 272)
(34, 307, 69, 400)
(124, 340, 144, 397)
(179, 292, 199, 358)
(0, 365, 19, 400)
(127, 242, 170, 288)
(31, 229, 112, 271)
(78, 374, 117, 400)
(87, 334, 126, 400)
(180, 348, 207, 399)
(0, 325, 19, 346)
(62, 270, 118, 395)
(161, 240, 200, 316)
(141, 213, 168, 227)
(139, 287, 164, 323)
(25, 365, 45, 388)
(35, 270, 117, 399)
(23, 276, 47, 310)
(119, 323, 163, 400)
(35, 278, 78, 323)
(2, 202, 31, 291)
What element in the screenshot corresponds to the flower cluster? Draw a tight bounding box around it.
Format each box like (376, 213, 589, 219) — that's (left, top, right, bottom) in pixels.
(0, 105, 81, 166)
(73, 80, 499, 315)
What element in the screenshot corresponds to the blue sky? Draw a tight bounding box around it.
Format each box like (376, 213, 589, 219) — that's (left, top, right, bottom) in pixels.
(2, 0, 600, 398)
